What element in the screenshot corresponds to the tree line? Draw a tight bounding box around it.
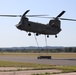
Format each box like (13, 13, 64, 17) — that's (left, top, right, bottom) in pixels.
(0, 47, 76, 53)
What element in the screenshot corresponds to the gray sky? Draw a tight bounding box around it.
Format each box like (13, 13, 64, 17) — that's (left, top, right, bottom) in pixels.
(0, 0, 76, 47)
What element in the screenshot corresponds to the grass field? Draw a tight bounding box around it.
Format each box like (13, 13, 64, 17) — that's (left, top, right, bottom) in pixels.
(0, 52, 76, 58)
(0, 52, 76, 73)
(0, 60, 76, 73)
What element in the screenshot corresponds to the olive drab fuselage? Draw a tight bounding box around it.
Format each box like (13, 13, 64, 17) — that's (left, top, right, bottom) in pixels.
(16, 17, 61, 37)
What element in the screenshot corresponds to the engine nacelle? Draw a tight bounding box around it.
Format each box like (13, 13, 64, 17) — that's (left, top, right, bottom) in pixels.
(49, 19, 61, 27)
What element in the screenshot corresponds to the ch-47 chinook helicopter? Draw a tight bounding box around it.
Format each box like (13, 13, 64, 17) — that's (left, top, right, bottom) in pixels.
(0, 10, 76, 38)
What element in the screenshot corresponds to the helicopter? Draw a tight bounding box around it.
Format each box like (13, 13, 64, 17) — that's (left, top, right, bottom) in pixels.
(0, 10, 76, 38)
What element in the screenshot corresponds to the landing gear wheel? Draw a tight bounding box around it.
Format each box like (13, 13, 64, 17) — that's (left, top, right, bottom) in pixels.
(47, 35, 49, 38)
(28, 33, 31, 36)
(55, 35, 57, 38)
(36, 33, 39, 36)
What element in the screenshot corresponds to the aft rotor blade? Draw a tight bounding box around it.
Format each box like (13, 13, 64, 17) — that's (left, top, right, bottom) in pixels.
(31, 16, 76, 21)
(56, 11, 66, 18)
(60, 18, 76, 21)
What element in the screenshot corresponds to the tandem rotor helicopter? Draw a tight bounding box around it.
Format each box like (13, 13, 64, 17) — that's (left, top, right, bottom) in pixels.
(0, 10, 76, 38)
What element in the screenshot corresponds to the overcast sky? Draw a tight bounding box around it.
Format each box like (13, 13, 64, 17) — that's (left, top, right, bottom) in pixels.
(0, 0, 76, 47)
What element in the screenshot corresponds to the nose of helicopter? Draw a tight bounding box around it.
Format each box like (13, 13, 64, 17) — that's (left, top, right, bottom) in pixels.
(15, 24, 20, 29)
(15, 23, 22, 30)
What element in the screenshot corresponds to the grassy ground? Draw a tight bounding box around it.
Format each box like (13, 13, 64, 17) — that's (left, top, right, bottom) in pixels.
(0, 60, 76, 73)
(0, 52, 76, 58)
(0, 52, 76, 73)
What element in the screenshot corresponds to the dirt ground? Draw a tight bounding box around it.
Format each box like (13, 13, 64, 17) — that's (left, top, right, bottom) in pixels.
(0, 68, 75, 75)
(0, 68, 61, 75)
(54, 72, 76, 75)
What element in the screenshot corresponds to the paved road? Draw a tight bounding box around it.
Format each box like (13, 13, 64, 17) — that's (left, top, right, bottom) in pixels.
(0, 56, 76, 66)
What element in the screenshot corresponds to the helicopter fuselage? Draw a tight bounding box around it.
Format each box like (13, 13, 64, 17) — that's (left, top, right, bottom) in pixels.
(16, 19, 61, 36)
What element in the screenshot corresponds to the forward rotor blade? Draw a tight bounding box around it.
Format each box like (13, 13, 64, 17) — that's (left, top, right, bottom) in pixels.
(0, 15, 22, 17)
(26, 15, 49, 17)
(0, 15, 48, 17)
(27, 16, 54, 18)
(56, 11, 66, 18)
(22, 10, 30, 17)
(24, 10, 30, 15)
